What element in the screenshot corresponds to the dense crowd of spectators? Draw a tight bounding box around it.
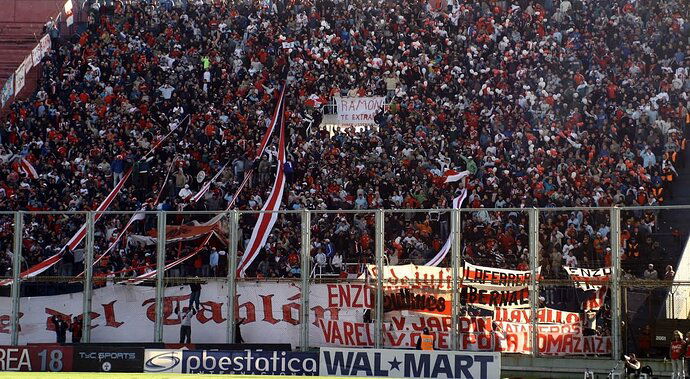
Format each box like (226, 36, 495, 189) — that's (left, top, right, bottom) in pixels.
(0, 0, 688, 292)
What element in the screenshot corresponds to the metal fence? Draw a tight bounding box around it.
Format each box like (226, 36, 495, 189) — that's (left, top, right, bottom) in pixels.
(0, 206, 688, 359)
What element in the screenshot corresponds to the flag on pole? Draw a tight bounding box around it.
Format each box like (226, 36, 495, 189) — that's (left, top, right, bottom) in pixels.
(236, 100, 288, 278)
(425, 189, 468, 266)
(443, 169, 470, 183)
(0, 168, 133, 286)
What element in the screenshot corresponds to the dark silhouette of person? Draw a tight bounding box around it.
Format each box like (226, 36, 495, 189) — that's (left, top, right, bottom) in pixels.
(235, 318, 245, 344)
(70, 317, 83, 344)
(51, 315, 68, 344)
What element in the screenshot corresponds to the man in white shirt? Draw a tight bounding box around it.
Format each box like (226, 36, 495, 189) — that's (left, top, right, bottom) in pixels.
(564, 250, 578, 268)
(175, 305, 196, 344)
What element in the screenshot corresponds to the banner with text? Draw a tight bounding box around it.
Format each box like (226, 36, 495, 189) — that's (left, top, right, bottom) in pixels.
(319, 347, 500, 378)
(334, 97, 386, 124)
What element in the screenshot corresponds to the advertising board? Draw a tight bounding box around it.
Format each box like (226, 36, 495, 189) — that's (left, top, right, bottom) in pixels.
(319, 347, 500, 379)
(144, 349, 318, 375)
(0, 345, 72, 372)
(73, 346, 143, 372)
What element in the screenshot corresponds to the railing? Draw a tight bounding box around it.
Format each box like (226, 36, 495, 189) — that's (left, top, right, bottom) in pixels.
(0, 205, 687, 359)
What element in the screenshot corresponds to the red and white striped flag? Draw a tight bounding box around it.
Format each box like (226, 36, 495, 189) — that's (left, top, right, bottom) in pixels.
(190, 161, 229, 203)
(443, 169, 470, 183)
(122, 233, 212, 285)
(226, 82, 287, 210)
(425, 189, 468, 266)
(236, 100, 288, 278)
(0, 168, 133, 286)
(18, 158, 38, 179)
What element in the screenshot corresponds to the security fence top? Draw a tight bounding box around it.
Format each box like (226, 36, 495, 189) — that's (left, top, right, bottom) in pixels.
(2, 205, 690, 216)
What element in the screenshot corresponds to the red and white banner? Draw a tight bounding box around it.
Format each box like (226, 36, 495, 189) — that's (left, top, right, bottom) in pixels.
(425, 189, 467, 266)
(226, 83, 287, 210)
(0, 281, 611, 356)
(584, 286, 608, 311)
(565, 267, 611, 290)
(123, 233, 213, 285)
(18, 157, 38, 179)
(493, 307, 582, 324)
(236, 98, 287, 277)
(0, 169, 132, 286)
(443, 169, 470, 183)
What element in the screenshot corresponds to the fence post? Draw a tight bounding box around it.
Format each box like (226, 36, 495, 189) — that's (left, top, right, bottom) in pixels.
(227, 210, 239, 344)
(528, 208, 540, 357)
(82, 211, 95, 343)
(374, 209, 385, 348)
(154, 211, 166, 343)
(610, 207, 622, 359)
(450, 209, 461, 350)
(300, 209, 311, 351)
(10, 211, 23, 346)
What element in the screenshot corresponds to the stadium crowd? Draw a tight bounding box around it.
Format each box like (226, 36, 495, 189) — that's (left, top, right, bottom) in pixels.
(0, 0, 688, 292)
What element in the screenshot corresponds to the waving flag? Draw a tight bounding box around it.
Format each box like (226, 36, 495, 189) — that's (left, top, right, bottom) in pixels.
(236, 100, 288, 278)
(0, 168, 133, 286)
(425, 189, 468, 266)
(18, 158, 38, 179)
(443, 169, 470, 183)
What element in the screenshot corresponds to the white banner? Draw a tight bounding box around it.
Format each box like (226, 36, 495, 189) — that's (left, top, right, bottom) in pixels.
(40, 34, 51, 56)
(0, 74, 13, 107)
(319, 347, 501, 378)
(32, 44, 43, 67)
(14, 62, 27, 97)
(334, 97, 386, 124)
(463, 262, 537, 291)
(564, 267, 611, 290)
(22, 55, 33, 76)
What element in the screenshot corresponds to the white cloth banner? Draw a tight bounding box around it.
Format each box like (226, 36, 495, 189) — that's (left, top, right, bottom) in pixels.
(14, 62, 27, 96)
(22, 55, 33, 75)
(32, 44, 43, 67)
(1, 74, 14, 107)
(40, 34, 51, 55)
(463, 261, 537, 291)
(334, 96, 386, 124)
(564, 267, 612, 290)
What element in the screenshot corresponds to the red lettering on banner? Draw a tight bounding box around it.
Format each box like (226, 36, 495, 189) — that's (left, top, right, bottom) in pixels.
(75, 311, 100, 329)
(260, 295, 279, 324)
(143, 295, 189, 325)
(328, 284, 372, 308)
(234, 295, 256, 323)
(282, 293, 301, 325)
(311, 306, 339, 326)
(0, 313, 22, 334)
(45, 309, 72, 331)
(391, 316, 406, 331)
(102, 300, 123, 328)
(318, 319, 374, 347)
(197, 301, 226, 324)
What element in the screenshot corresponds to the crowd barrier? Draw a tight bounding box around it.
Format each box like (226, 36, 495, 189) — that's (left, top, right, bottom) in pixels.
(0, 345, 501, 378)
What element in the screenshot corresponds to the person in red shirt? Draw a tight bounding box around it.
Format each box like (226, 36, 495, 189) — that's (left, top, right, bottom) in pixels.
(670, 330, 685, 379)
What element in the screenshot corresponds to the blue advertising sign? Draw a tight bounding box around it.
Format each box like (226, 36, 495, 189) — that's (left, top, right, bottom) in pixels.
(143, 349, 318, 375)
(319, 348, 501, 379)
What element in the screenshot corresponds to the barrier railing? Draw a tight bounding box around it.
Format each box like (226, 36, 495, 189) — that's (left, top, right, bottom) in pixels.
(0, 205, 687, 360)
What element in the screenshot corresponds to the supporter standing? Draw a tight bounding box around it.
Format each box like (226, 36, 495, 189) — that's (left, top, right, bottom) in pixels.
(670, 330, 685, 379)
(175, 305, 195, 344)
